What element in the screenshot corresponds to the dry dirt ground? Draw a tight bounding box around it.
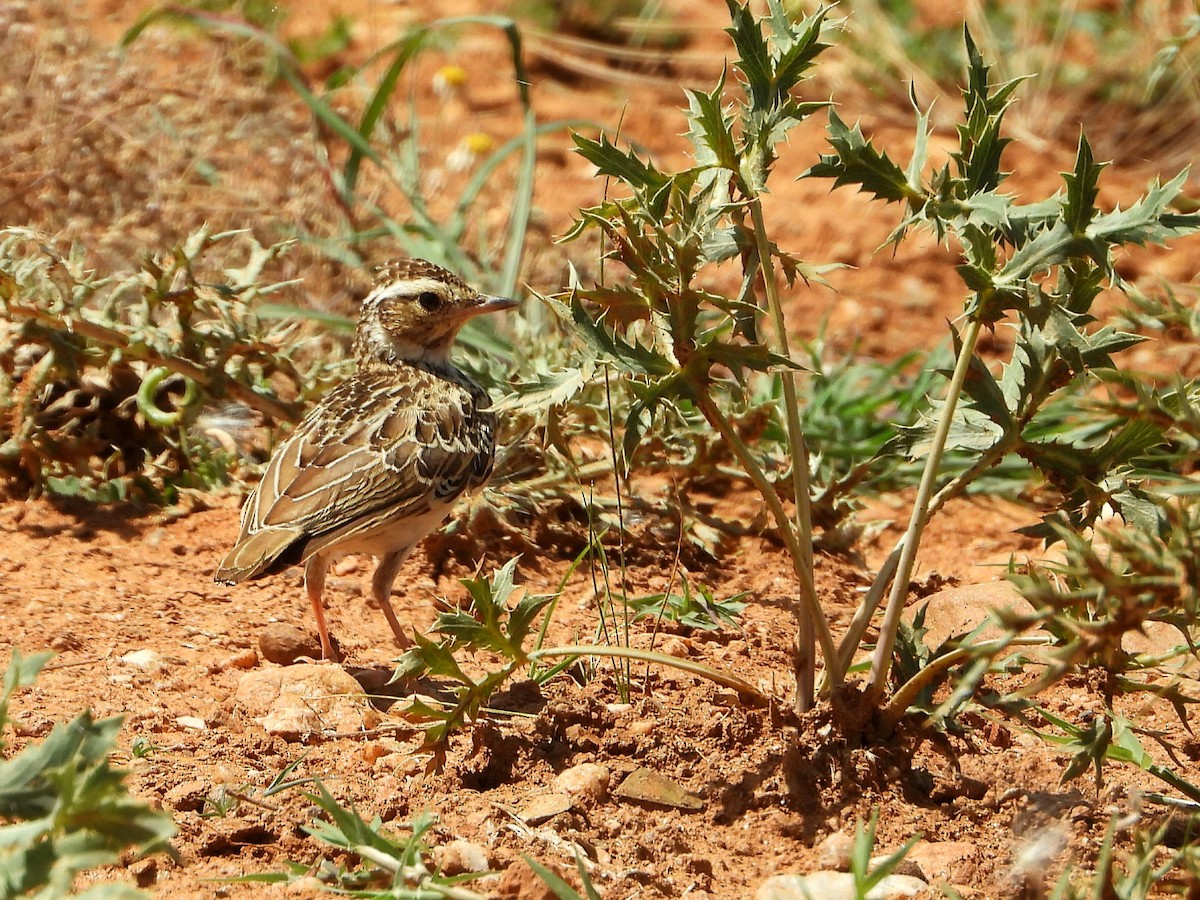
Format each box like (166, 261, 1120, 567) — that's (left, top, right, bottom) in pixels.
(4, 1, 1200, 898)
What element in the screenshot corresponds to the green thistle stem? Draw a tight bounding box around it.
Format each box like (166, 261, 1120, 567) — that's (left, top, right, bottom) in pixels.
(866, 317, 984, 706)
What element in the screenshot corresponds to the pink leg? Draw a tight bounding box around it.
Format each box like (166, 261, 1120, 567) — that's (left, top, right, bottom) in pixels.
(304, 556, 338, 661)
(371, 548, 414, 649)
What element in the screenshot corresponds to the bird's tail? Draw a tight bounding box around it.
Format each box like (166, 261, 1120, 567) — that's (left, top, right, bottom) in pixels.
(214, 528, 305, 584)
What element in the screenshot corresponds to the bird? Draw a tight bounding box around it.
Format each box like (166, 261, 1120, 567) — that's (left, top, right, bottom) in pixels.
(214, 259, 517, 661)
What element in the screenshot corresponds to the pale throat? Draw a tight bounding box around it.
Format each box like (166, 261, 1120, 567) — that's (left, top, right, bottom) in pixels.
(356, 319, 454, 367)
(356, 277, 457, 367)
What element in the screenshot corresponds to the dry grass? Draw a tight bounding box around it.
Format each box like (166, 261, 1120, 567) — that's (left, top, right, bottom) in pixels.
(0, 2, 359, 312)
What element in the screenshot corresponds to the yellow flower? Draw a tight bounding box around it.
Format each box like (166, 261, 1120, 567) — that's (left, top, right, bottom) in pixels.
(432, 64, 468, 99)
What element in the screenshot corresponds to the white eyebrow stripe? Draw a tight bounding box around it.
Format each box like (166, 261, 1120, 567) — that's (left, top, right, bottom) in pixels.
(365, 276, 453, 306)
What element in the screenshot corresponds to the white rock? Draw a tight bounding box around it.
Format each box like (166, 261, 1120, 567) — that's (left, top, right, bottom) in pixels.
(553, 763, 610, 801)
(757, 871, 928, 900)
(433, 839, 490, 875)
(235, 665, 380, 742)
(175, 716, 207, 731)
(119, 649, 163, 671)
(816, 831, 854, 870)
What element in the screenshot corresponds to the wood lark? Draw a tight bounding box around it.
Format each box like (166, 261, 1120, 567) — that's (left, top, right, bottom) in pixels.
(214, 259, 516, 661)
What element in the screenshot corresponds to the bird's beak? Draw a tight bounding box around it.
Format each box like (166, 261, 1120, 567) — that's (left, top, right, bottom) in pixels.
(463, 294, 519, 319)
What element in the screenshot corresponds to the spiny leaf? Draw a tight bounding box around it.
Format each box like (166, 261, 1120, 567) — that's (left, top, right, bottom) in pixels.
(1062, 132, 1106, 234)
(806, 110, 914, 204)
(572, 133, 666, 192)
(725, 0, 771, 110)
(686, 73, 737, 170)
(568, 292, 675, 377)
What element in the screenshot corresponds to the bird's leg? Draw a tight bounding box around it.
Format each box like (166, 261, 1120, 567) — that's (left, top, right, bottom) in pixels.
(371, 548, 414, 649)
(304, 556, 339, 662)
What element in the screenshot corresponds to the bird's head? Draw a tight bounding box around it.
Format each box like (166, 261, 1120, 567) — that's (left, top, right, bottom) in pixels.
(354, 259, 517, 366)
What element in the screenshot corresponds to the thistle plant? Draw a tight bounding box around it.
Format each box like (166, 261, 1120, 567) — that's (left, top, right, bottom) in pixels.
(810, 28, 1200, 715)
(0, 651, 176, 898)
(559, 0, 1200, 721)
(561, 0, 840, 711)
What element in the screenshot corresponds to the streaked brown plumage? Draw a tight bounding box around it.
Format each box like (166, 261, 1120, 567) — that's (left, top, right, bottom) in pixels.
(214, 259, 516, 660)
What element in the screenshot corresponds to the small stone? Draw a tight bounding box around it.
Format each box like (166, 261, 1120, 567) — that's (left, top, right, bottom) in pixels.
(757, 871, 928, 899)
(333, 556, 361, 576)
(906, 582, 1030, 649)
(119, 649, 164, 672)
(613, 767, 703, 810)
(906, 840, 979, 884)
(129, 857, 158, 888)
(236, 665, 380, 742)
(258, 624, 322, 665)
(660, 637, 691, 658)
(553, 763, 610, 802)
(361, 742, 388, 765)
(816, 830, 854, 871)
(175, 716, 206, 731)
(433, 839, 490, 875)
(518, 792, 574, 824)
(228, 649, 259, 670)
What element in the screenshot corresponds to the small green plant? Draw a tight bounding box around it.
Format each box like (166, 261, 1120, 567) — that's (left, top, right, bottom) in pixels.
(624, 577, 747, 631)
(0, 227, 347, 502)
(0, 650, 176, 899)
(392, 557, 764, 748)
(252, 779, 601, 898)
(246, 783, 486, 896)
(849, 809, 921, 899)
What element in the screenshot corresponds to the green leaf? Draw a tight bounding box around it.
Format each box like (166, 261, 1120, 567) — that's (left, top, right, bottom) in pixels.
(1087, 170, 1199, 253)
(806, 110, 913, 204)
(686, 74, 737, 170)
(771, 5, 831, 95)
(1061, 132, 1105, 234)
(960, 351, 1016, 431)
(567, 292, 675, 377)
(572, 133, 666, 192)
(725, 0, 772, 110)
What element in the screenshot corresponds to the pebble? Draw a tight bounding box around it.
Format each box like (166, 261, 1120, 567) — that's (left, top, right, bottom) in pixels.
(119, 649, 164, 672)
(757, 871, 928, 899)
(228, 649, 259, 670)
(659, 637, 691, 658)
(906, 840, 979, 884)
(235, 665, 380, 742)
(518, 792, 574, 824)
(816, 830, 854, 871)
(613, 767, 703, 810)
(333, 556, 361, 576)
(553, 762, 611, 802)
(175, 716, 207, 731)
(258, 624, 322, 665)
(433, 839, 490, 875)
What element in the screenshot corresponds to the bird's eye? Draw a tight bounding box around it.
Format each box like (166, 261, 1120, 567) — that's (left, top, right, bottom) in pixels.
(417, 291, 442, 312)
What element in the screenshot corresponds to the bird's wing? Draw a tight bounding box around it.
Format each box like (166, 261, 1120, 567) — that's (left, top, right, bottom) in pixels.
(223, 369, 494, 576)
